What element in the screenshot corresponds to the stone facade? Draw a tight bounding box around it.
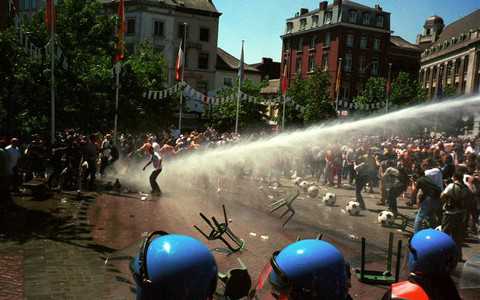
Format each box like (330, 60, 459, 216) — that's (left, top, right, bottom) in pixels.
(419, 10, 480, 99)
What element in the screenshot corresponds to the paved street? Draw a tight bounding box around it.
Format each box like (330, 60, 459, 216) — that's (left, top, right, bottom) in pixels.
(1, 176, 479, 299)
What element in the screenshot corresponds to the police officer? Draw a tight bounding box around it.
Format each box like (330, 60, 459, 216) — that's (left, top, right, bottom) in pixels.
(263, 239, 352, 300)
(130, 231, 218, 300)
(382, 229, 461, 300)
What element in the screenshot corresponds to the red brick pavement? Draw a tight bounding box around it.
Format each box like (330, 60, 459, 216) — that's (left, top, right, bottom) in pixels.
(0, 253, 24, 300)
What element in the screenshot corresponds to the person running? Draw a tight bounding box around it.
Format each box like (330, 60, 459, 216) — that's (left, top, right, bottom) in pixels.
(142, 146, 163, 196)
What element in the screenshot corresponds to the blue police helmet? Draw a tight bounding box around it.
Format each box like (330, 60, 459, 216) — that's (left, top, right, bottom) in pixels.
(408, 229, 458, 275)
(269, 239, 347, 300)
(131, 233, 218, 300)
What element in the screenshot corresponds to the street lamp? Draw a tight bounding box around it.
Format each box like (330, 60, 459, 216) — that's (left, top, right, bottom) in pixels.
(386, 62, 392, 113)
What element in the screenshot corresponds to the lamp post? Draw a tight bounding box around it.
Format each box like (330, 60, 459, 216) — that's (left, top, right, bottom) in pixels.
(386, 63, 392, 113)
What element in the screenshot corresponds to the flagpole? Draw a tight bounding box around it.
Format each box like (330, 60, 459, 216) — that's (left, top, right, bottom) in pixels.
(282, 95, 286, 130)
(335, 58, 342, 113)
(386, 62, 392, 113)
(113, 62, 121, 144)
(235, 40, 244, 134)
(178, 22, 187, 133)
(50, 3, 55, 144)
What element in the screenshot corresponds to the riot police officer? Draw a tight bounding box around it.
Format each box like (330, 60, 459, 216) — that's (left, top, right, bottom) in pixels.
(130, 231, 218, 300)
(382, 229, 461, 300)
(255, 239, 352, 300)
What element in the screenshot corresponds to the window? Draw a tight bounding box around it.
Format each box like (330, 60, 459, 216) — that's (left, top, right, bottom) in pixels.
(286, 22, 293, 33)
(344, 53, 352, 72)
(376, 15, 384, 27)
(197, 81, 208, 94)
(362, 13, 370, 25)
(321, 52, 329, 71)
(371, 59, 379, 76)
(342, 82, 351, 100)
(153, 21, 164, 37)
(324, 32, 331, 46)
(127, 19, 136, 35)
(310, 37, 316, 49)
(200, 28, 210, 42)
(308, 53, 315, 72)
(324, 11, 332, 24)
(312, 15, 319, 27)
(454, 59, 461, 76)
(349, 10, 357, 23)
(464, 56, 469, 75)
(360, 36, 368, 49)
(178, 23, 189, 39)
(346, 34, 354, 47)
(300, 18, 307, 30)
(359, 55, 366, 73)
(296, 56, 302, 74)
(373, 38, 381, 50)
(297, 38, 303, 51)
(198, 53, 209, 70)
(224, 77, 233, 87)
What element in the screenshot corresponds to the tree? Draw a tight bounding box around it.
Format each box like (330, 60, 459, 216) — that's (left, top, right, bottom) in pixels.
(390, 72, 426, 106)
(354, 77, 386, 108)
(1, 0, 170, 136)
(207, 79, 268, 132)
(286, 69, 336, 126)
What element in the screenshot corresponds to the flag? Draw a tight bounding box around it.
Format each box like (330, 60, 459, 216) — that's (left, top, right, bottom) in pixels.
(335, 59, 342, 96)
(45, 0, 55, 32)
(114, 0, 125, 62)
(386, 76, 392, 96)
(175, 40, 184, 81)
(281, 65, 288, 96)
(238, 41, 245, 85)
(9, 0, 17, 17)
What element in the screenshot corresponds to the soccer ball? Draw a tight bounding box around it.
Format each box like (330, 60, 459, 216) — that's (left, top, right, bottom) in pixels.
(378, 211, 395, 226)
(307, 185, 320, 198)
(322, 193, 336, 206)
(299, 181, 310, 191)
(346, 201, 361, 216)
(294, 177, 303, 185)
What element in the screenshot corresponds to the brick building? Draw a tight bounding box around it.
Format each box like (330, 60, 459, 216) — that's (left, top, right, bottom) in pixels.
(418, 10, 480, 99)
(281, 0, 421, 105)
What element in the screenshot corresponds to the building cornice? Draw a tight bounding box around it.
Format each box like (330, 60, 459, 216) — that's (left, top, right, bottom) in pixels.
(281, 22, 390, 39)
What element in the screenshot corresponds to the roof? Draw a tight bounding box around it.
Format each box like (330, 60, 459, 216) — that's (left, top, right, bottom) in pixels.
(287, 0, 384, 20)
(390, 35, 421, 51)
(431, 9, 480, 47)
(260, 79, 280, 95)
(101, 0, 219, 14)
(216, 48, 260, 73)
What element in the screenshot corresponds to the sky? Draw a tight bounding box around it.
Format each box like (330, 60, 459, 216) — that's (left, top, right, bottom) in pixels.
(214, 0, 479, 64)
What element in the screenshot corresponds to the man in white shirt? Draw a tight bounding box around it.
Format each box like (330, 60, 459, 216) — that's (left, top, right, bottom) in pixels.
(425, 167, 443, 191)
(5, 138, 21, 192)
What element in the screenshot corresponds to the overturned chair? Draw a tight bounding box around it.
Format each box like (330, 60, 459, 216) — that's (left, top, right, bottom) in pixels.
(194, 205, 246, 254)
(269, 189, 300, 227)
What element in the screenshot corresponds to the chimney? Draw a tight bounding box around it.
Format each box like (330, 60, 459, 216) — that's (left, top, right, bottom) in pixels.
(319, 1, 328, 10)
(334, 0, 342, 6)
(262, 57, 273, 64)
(375, 4, 383, 12)
(300, 8, 309, 15)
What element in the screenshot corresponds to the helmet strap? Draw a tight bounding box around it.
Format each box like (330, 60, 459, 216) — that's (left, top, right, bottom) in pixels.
(139, 231, 169, 285)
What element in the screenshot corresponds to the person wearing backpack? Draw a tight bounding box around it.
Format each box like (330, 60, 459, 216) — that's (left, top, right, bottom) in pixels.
(440, 166, 470, 262)
(413, 165, 442, 233)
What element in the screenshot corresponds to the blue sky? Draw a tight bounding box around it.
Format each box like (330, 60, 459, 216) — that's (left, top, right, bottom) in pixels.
(214, 0, 479, 64)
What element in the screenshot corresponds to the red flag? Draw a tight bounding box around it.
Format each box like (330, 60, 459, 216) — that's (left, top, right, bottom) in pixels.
(175, 40, 184, 81)
(281, 65, 288, 96)
(335, 59, 342, 96)
(114, 0, 125, 62)
(386, 78, 392, 96)
(45, 0, 55, 32)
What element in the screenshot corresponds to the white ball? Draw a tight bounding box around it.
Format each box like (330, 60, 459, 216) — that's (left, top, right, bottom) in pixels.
(346, 201, 361, 216)
(322, 193, 336, 206)
(307, 186, 320, 198)
(378, 211, 395, 226)
(299, 181, 309, 191)
(294, 177, 303, 185)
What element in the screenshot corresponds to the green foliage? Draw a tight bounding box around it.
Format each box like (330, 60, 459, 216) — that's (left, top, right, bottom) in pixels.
(286, 69, 336, 126)
(1, 0, 170, 136)
(354, 77, 386, 107)
(442, 85, 457, 99)
(207, 80, 268, 132)
(390, 72, 426, 106)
